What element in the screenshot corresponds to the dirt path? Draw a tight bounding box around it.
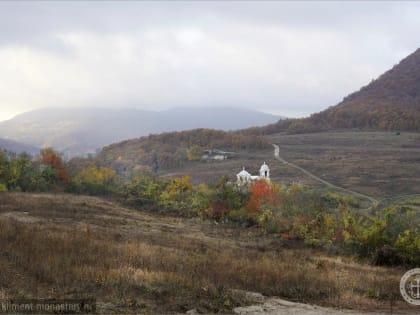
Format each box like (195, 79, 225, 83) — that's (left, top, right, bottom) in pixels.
(272, 144, 378, 208)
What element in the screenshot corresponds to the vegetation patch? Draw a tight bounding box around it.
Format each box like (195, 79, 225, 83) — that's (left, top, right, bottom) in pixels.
(0, 193, 412, 313)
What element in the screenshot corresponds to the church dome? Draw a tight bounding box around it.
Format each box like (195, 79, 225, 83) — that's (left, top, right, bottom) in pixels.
(237, 167, 251, 177)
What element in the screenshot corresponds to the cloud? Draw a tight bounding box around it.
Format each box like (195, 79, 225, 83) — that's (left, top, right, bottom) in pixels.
(0, 1, 419, 121)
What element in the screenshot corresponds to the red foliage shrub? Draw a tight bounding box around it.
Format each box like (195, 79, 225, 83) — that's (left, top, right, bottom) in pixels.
(246, 180, 273, 215)
(41, 148, 69, 182)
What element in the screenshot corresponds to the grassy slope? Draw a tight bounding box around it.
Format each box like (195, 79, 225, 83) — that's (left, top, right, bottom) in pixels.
(0, 192, 416, 314)
(269, 131, 420, 198)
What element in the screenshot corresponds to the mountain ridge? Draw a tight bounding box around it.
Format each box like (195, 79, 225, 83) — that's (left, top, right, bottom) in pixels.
(0, 138, 39, 155)
(0, 107, 282, 156)
(243, 48, 420, 135)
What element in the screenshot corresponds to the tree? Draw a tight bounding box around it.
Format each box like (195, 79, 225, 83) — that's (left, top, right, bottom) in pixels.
(208, 176, 247, 222)
(126, 175, 166, 208)
(73, 166, 117, 194)
(15, 153, 40, 191)
(40, 148, 68, 184)
(246, 180, 273, 215)
(187, 146, 203, 161)
(160, 176, 194, 212)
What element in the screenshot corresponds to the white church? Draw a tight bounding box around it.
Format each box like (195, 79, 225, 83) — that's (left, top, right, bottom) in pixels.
(236, 162, 270, 186)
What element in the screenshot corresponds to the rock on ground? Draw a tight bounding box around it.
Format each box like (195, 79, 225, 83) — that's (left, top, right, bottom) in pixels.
(234, 297, 412, 315)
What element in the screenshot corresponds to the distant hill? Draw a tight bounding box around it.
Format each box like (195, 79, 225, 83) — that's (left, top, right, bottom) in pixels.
(245, 48, 420, 135)
(84, 128, 270, 177)
(0, 107, 281, 157)
(0, 138, 39, 155)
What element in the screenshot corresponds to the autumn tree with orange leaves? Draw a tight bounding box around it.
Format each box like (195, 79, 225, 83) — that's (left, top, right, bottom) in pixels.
(246, 179, 274, 215)
(40, 148, 69, 185)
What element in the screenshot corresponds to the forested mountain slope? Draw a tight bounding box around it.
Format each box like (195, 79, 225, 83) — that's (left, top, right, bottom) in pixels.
(243, 48, 420, 135)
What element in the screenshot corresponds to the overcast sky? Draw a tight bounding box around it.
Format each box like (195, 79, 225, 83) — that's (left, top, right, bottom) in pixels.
(0, 1, 419, 121)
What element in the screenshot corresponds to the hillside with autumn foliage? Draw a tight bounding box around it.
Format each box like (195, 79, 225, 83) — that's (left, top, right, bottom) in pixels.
(86, 128, 271, 177)
(243, 48, 420, 135)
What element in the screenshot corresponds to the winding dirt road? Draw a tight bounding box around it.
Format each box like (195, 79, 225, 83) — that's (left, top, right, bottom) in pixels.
(272, 144, 378, 207)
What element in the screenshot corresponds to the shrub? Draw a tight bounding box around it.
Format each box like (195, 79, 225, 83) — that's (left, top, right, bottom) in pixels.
(0, 183, 7, 192)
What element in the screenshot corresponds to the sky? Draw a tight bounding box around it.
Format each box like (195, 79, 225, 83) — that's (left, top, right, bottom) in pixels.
(0, 1, 419, 122)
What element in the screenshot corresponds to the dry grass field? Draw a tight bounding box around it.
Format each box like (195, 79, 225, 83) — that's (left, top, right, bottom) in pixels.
(268, 131, 420, 198)
(0, 192, 417, 314)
